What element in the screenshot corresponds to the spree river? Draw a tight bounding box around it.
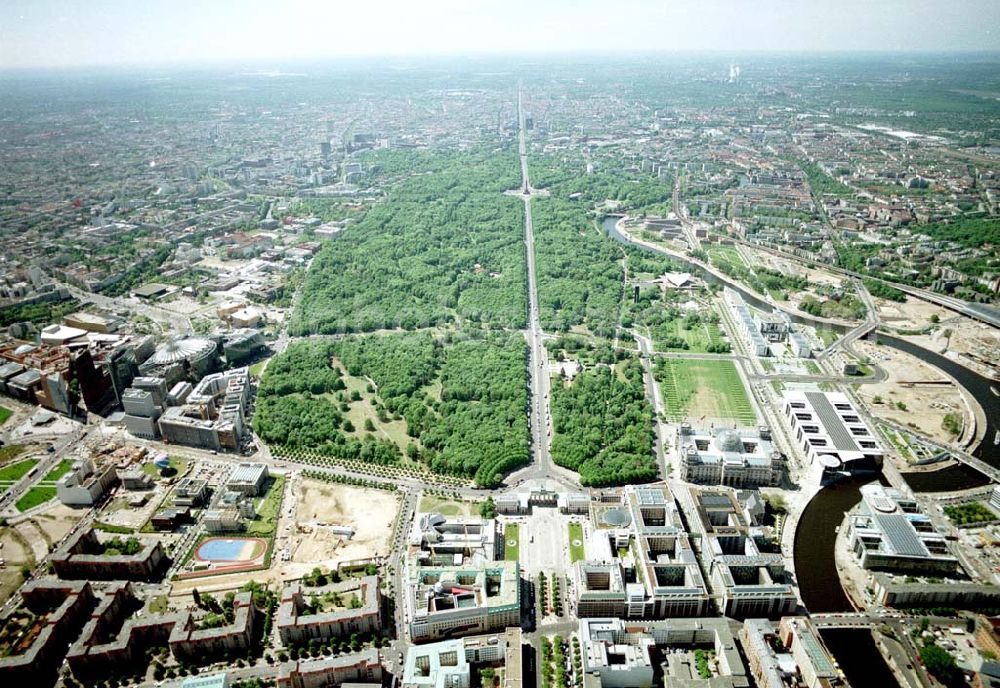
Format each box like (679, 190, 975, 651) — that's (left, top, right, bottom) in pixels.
(601, 215, 999, 678)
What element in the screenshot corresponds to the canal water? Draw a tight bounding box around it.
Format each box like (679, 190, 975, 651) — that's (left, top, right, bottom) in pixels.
(821, 628, 900, 687)
(900, 464, 990, 493)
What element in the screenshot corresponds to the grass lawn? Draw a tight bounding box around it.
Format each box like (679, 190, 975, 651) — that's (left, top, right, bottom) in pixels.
(707, 245, 747, 268)
(652, 317, 720, 353)
(16, 486, 56, 512)
(0, 458, 38, 483)
(504, 523, 520, 561)
(42, 459, 74, 483)
(0, 406, 12, 426)
(0, 445, 28, 464)
(246, 474, 286, 537)
(249, 358, 270, 377)
(149, 595, 170, 614)
(143, 456, 190, 480)
(568, 522, 585, 563)
(816, 329, 838, 348)
(418, 494, 474, 517)
(654, 358, 756, 425)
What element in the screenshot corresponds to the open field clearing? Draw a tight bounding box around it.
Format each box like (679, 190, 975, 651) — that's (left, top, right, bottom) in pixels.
(654, 358, 756, 425)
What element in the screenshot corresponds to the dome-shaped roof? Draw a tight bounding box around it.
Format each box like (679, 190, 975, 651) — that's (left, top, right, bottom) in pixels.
(600, 508, 632, 528)
(818, 454, 842, 469)
(13, 344, 35, 356)
(148, 337, 216, 366)
(716, 429, 743, 453)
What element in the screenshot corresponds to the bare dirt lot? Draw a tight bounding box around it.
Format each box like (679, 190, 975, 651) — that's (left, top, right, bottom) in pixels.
(287, 480, 399, 575)
(97, 488, 165, 530)
(752, 250, 845, 289)
(876, 296, 952, 332)
(855, 340, 968, 445)
(0, 502, 83, 603)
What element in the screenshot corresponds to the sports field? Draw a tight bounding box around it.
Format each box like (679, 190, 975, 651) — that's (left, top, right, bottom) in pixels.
(654, 358, 756, 425)
(195, 537, 267, 563)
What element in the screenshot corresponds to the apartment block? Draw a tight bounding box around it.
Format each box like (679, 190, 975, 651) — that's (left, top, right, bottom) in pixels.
(278, 649, 383, 688)
(51, 528, 168, 581)
(0, 580, 97, 681)
(277, 576, 382, 645)
(67, 587, 258, 679)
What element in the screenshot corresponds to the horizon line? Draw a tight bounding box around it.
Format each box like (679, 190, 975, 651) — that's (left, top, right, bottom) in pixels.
(4, 47, 1000, 73)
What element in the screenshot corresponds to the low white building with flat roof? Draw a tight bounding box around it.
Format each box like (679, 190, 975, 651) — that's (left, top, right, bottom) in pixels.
(580, 617, 749, 688)
(782, 391, 882, 474)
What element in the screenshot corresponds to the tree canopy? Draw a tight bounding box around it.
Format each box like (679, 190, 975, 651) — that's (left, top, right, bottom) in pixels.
(290, 149, 527, 335)
(549, 358, 657, 486)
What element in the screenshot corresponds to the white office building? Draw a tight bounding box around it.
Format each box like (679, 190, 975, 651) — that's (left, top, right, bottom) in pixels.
(782, 391, 882, 473)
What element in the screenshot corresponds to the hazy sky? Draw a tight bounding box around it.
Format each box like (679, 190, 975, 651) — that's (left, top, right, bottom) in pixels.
(2, 0, 999, 69)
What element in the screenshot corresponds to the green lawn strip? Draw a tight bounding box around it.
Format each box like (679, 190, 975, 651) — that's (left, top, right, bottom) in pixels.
(180, 533, 212, 569)
(42, 459, 74, 483)
(0, 458, 39, 482)
(93, 521, 136, 535)
(16, 486, 56, 512)
(504, 523, 520, 561)
(568, 522, 585, 563)
(0, 406, 12, 426)
(246, 474, 285, 537)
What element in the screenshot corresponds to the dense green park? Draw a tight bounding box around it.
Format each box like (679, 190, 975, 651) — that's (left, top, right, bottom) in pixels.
(253, 332, 529, 488)
(532, 197, 624, 338)
(549, 357, 657, 486)
(289, 149, 527, 335)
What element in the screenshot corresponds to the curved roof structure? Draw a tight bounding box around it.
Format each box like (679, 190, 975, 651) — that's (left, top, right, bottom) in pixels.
(148, 337, 216, 366)
(716, 429, 743, 453)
